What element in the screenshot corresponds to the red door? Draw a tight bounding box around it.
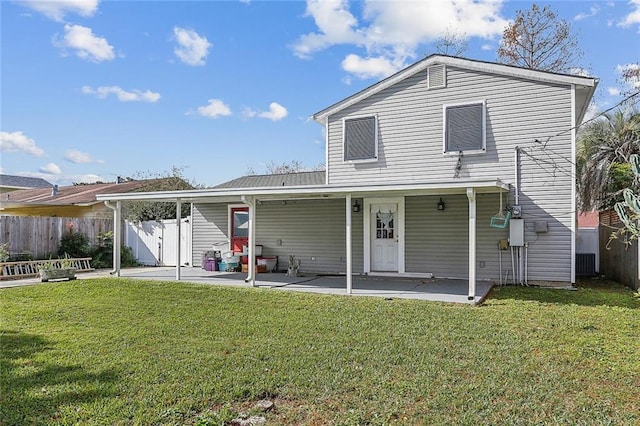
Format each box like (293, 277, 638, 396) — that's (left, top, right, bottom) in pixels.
(230, 207, 249, 254)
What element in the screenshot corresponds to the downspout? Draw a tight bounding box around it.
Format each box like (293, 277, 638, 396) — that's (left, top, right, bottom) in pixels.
(104, 200, 122, 276)
(240, 195, 256, 286)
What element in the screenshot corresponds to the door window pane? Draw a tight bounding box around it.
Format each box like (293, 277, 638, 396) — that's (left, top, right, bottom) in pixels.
(233, 211, 249, 238)
(376, 213, 394, 239)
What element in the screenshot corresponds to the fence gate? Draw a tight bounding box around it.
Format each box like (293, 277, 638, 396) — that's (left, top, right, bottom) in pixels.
(125, 218, 191, 266)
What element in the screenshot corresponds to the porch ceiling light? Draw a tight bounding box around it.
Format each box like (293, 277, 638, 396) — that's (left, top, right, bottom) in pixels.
(437, 197, 445, 211)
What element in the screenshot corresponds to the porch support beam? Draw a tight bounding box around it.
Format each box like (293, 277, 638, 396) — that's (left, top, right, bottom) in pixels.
(467, 188, 476, 302)
(346, 194, 352, 294)
(176, 199, 182, 281)
(113, 201, 122, 277)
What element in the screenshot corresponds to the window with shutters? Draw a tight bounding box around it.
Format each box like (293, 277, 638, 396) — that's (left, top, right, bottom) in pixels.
(443, 101, 486, 154)
(343, 115, 378, 163)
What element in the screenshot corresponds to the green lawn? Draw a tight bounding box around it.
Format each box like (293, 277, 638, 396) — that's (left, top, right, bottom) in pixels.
(1, 278, 638, 425)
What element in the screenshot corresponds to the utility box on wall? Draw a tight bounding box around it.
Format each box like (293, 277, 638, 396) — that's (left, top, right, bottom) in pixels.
(509, 219, 525, 247)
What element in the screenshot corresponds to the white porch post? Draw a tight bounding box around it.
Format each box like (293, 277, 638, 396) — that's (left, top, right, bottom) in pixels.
(467, 188, 476, 301)
(114, 201, 122, 277)
(248, 197, 256, 287)
(346, 194, 352, 294)
(176, 199, 182, 281)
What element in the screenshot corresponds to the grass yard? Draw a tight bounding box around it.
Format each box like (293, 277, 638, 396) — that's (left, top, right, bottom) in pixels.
(1, 278, 638, 425)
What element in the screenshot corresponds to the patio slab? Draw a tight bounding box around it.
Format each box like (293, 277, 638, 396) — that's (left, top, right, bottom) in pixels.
(117, 267, 492, 304)
(1, 267, 493, 304)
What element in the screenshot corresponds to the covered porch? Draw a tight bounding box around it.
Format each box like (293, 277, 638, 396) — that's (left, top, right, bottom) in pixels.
(97, 178, 509, 304)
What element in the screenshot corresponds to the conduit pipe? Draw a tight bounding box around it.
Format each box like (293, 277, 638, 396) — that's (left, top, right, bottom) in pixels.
(104, 200, 121, 276)
(514, 146, 520, 206)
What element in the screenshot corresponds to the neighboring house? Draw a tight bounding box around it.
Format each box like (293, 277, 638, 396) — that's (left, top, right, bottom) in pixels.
(0, 174, 52, 193)
(1, 179, 163, 218)
(97, 55, 597, 298)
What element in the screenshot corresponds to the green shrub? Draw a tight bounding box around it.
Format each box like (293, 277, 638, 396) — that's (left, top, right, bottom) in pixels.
(58, 232, 90, 258)
(90, 231, 139, 269)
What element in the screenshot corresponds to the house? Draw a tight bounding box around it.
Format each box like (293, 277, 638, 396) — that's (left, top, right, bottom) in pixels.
(0, 179, 173, 218)
(97, 55, 597, 299)
(0, 174, 52, 193)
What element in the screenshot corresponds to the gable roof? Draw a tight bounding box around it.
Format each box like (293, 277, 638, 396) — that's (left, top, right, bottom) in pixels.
(214, 171, 326, 189)
(312, 54, 598, 126)
(0, 174, 52, 190)
(1, 179, 163, 207)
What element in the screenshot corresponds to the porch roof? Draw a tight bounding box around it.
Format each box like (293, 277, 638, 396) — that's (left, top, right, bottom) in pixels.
(96, 178, 509, 204)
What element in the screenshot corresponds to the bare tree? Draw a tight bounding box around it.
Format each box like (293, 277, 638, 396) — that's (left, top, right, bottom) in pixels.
(497, 4, 583, 73)
(434, 30, 468, 57)
(247, 160, 325, 175)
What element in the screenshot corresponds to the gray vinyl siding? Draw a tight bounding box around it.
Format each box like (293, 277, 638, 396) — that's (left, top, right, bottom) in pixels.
(405, 193, 571, 282)
(326, 66, 571, 186)
(326, 65, 573, 282)
(192, 203, 229, 266)
(193, 200, 364, 274)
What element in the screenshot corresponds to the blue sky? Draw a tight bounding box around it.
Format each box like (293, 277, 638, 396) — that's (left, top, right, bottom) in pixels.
(1, 0, 639, 188)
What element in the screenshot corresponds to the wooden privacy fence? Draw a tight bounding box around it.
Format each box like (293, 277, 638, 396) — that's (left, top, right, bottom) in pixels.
(599, 210, 640, 290)
(0, 216, 113, 260)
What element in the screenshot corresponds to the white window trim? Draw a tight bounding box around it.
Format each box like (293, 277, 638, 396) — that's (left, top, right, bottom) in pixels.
(342, 114, 379, 164)
(442, 100, 486, 156)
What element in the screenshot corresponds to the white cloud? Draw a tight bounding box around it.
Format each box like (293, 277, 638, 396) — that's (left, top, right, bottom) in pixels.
(607, 87, 621, 96)
(292, 0, 364, 59)
(259, 102, 288, 121)
(0, 131, 45, 156)
(19, 0, 99, 22)
(194, 99, 232, 118)
(480, 43, 493, 51)
(292, 0, 510, 79)
(54, 24, 115, 62)
(243, 103, 288, 121)
(574, 5, 600, 21)
(341, 54, 403, 79)
(40, 163, 62, 175)
(81, 85, 160, 102)
(173, 27, 211, 66)
(619, 0, 640, 27)
(64, 149, 103, 164)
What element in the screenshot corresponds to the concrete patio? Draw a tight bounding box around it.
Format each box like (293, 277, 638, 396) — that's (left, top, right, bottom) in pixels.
(1, 266, 494, 304)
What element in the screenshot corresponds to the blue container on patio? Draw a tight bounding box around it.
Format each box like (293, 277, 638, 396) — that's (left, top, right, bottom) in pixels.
(218, 261, 227, 272)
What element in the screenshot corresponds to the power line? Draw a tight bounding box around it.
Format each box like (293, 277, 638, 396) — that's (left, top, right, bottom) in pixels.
(537, 89, 640, 149)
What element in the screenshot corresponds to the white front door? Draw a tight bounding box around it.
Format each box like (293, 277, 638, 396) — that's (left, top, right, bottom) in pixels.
(370, 203, 398, 272)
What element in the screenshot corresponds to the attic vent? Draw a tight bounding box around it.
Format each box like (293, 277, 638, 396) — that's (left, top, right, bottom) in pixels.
(427, 65, 446, 89)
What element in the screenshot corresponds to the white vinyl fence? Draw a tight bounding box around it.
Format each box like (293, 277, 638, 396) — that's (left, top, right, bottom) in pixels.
(125, 218, 192, 266)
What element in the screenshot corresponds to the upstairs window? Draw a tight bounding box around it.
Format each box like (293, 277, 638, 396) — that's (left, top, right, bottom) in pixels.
(443, 101, 486, 154)
(343, 115, 378, 162)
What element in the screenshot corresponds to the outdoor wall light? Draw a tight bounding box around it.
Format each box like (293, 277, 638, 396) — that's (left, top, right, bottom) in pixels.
(437, 198, 446, 211)
(352, 200, 361, 213)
